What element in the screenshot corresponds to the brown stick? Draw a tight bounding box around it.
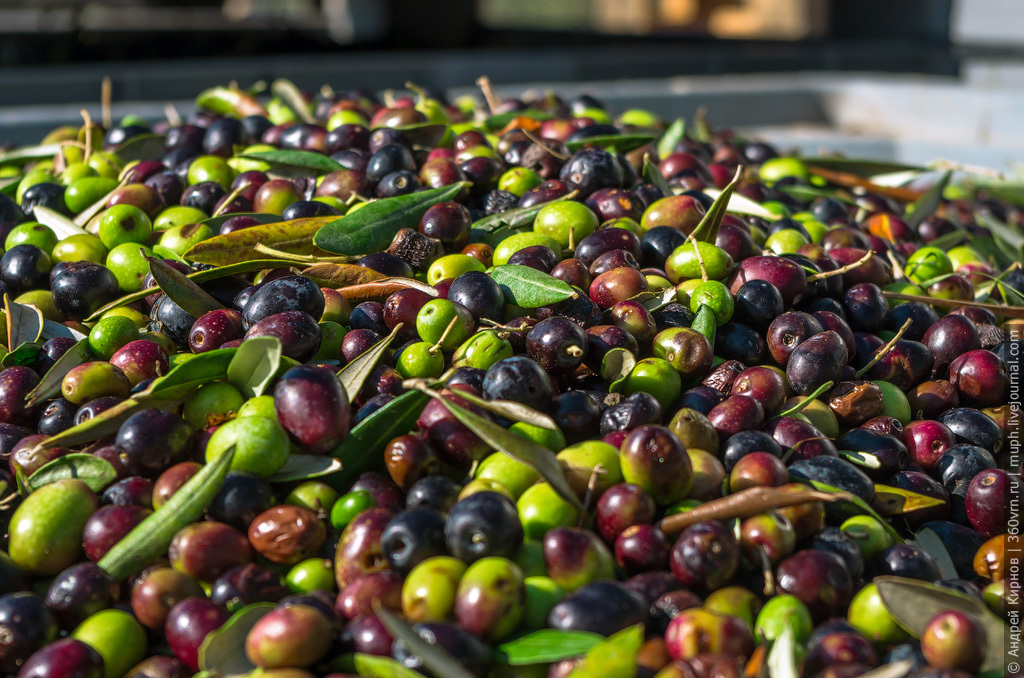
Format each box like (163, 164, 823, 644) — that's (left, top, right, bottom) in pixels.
(476, 76, 501, 115)
(337, 278, 439, 302)
(659, 483, 851, 535)
(101, 77, 112, 130)
(881, 290, 1024, 318)
(806, 165, 923, 203)
(807, 250, 873, 282)
(855, 318, 914, 378)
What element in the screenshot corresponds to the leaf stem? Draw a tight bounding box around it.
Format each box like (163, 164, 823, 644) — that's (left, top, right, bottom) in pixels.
(807, 250, 873, 282)
(476, 75, 501, 115)
(855, 318, 913, 378)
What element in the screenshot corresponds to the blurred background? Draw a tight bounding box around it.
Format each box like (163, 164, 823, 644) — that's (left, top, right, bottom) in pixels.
(1, 0, 1022, 169)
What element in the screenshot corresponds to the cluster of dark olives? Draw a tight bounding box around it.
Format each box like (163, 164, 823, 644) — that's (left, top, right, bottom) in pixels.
(0, 78, 1017, 678)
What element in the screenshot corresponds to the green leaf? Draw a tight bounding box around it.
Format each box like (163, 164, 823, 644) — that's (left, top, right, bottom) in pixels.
(472, 192, 577, 236)
(911, 527, 958, 580)
(692, 304, 717, 345)
(395, 122, 449, 148)
(0, 143, 63, 167)
(442, 387, 558, 431)
(32, 206, 89, 240)
(872, 483, 947, 516)
(804, 480, 904, 544)
(565, 624, 644, 678)
(601, 347, 636, 392)
(314, 183, 470, 256)
(115, 134, 169, 163)
(27, 454, 118, 492)
(565, 134, 655, 154)
(238, 150, 342, 177)
(147, 256, 224, 319)
(692, 108, 713, 143)
(74, 178, 128, 228)
(439, 395, 582, 511)
(498, 630, 602, 665)
(98, 445, 235, 580)
(657, 117, 686, 160)
(26, 338, 92, 407)
(267, 455, 343, 483)
(353, 654, 428, 678)
(778, 184, 856, 205)
(6, 297, 43, 348)
(0, 175, 22, 196)
(200, 212, 282, 231)
(642, 158, 671, 197)
(801, 157, 923, 177)
(1, 342, 42, 369)
(374, 605, 477, 678)
(875, 576, 1008, 673)
(147, 348, 238, 400)
(226, 336, 282, 399)
(839, 449, 882, 470)
(691, 166, 741, 243)
(34, 398, 147, 450)
(40, 319, 87, 342)
(271, 78, 315, 124)
(84, 259, 303, 321)
(184, 217, 338, 266)
(904, 170, 952, 230)
(300, 263, 387, 289)
(198, 602, 275, 675)
(490, 265, 576, 308)
(330, 390, 430, 486)
(338, 323, 404, 403)
(483, 109, 555, 130)
(766, 623, 799, 678)
(978, 214, 1024, 260)
(703, 187, 780, 220)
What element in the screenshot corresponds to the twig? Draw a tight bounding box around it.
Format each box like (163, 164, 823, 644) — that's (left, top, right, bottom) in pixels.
(164, 103, 182, 127)
(80, 109, 93, 164)
(101, 77, 112, 130)
(807, 250, 873, 282)
(476, 75, 501, 115)
(855, 318, 913, 378)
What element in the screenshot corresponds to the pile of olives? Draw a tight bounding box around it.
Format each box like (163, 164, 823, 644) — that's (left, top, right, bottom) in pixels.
(0, 78, 1017, 678)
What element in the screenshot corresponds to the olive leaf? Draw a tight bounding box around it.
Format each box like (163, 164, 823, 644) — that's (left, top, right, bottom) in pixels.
(766, 623, 799, 678)
(394, 122, 449, 148)
(497, 630, 602, 666)
(329, 390, 430, 486)
(565, 133, 655, 154)
(198, 602, 275, 676)
(353, 654, 428, 678)
(904, 170, 952, 230)
(27, 453, 118, 493)
(314, 182, 470, 256)
(472, 191, 578, 236)
(838, 450, 882, 470)
(98, 445, 235, 581)
(115, 134, 168, 163)
(5, 296, 43, 349)
(564, 624, 644, 678)
(691, 166, 742, 244)
(267, 455, 343, 483)
(778, 184, 857, 205)
(601, 347, 636, 392)
(147, 347, 238, 400)
(856, 660, 914, 678)
(33, 398, 146, 451)
(337, 323, 404, 403)
(442, 388, 558, 431)
(691, 304, 717, 345)
(271, 78, 316, 124)
(874, 576, 1008, 673)
(642, 157, 672, 197)
(226, 336, 282, 398)
(200, 212, 282, 230)
(32, 206, 89, 239)
(657, 117, 686, 160)
(195, 85, 268, 117)
(301, 263, 386, 289)
(85, 259, 302, 321)
(490, 265, 576, 308)
(911, 528, 958, 580)
(26, 338, 92, 407)
(73, 178, 128, 227)
(238, 150, 342, 177)
(871, 483, 947, 516)
(0, 143, 63, 166)
(0, 175, 22, 196)
(1, 342, 42, 369)
(799, 157, 922, 177)
(804, 480, 904, 544)
(374, 604, 477, 678)
(147, 256, 224, 319)
(436, 392, 582, 511)
(703, 187, 779, 220)
(184, 216, 338, 266)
